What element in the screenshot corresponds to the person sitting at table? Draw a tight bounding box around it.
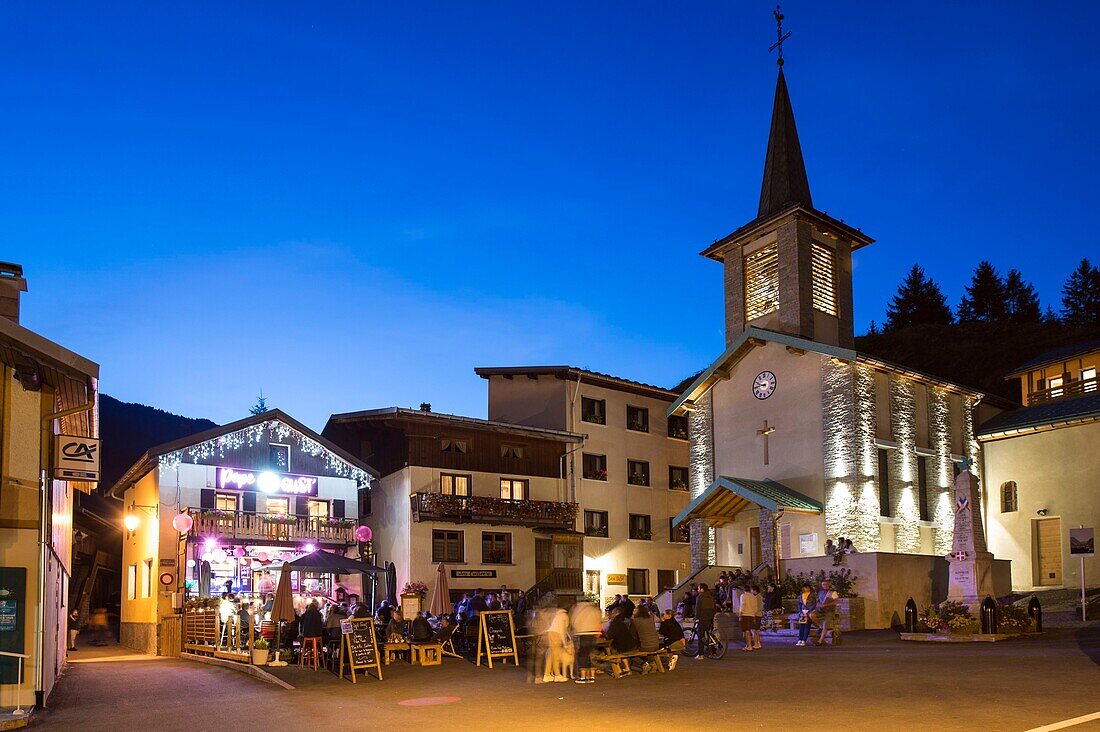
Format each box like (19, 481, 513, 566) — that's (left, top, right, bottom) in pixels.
(410, 611, 433, 643)
(376, 600, 393, 625)
(433, 615, 456, 644)
(604, 608, 639, 654)
(324, 602, 347, 643)
(351, 600, 371, 619)
(385, 608, 407, 643)
(299, 600, 324, 646)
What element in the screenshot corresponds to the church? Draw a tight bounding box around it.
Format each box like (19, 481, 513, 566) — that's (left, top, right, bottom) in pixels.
(669, 64, 1009, 627)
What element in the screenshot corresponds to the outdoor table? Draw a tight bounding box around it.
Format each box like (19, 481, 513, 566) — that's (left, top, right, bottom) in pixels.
(383, 641, 410, 665)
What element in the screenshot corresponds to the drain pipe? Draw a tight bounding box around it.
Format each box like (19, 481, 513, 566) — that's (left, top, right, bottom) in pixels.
(36, 382, 96, 708)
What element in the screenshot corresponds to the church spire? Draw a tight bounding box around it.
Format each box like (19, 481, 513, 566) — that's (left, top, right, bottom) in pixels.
(758, 8, 812, 218)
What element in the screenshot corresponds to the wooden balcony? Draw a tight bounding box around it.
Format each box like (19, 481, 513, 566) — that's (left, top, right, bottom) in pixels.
(188, 509, 356, 545)
(411, 492, 577, 531)
(1027, 376, 1098, 406)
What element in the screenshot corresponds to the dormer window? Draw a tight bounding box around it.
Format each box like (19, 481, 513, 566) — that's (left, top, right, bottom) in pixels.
(269, 444, 290, 470)
(501, 444, 524, 459)
(442, 439, 468, 454)
(744, 243, 779, 321)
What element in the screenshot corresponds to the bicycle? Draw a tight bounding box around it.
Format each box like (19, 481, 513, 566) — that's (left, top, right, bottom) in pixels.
(681, 620, 726, 659)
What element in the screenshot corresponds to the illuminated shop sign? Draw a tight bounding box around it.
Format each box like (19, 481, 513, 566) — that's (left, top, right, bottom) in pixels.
(216, 467, 319, 496)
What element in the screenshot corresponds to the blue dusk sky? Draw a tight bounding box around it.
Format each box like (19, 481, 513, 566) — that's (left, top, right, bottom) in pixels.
(4, 2, 1098, 428)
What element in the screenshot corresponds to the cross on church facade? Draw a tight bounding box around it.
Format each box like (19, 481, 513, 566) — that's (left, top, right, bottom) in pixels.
(769, 5, 791, 67)
(756, 420, 776, 465)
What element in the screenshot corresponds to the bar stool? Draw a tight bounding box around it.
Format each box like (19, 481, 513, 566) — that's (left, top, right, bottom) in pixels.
(299, 636, 323, 670)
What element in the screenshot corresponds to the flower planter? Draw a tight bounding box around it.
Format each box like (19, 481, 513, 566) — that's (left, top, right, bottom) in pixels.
(251, 649, 269, 665)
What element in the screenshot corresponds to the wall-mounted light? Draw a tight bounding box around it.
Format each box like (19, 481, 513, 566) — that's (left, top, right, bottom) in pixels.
(123, 503, 159, 532)
(1037, 508, 1049, 517)
(123, 514, 140, 532)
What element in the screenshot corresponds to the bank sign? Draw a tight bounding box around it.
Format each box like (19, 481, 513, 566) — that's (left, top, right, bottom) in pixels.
(216, 467, 318, 496)
(53, 435, 100, 481)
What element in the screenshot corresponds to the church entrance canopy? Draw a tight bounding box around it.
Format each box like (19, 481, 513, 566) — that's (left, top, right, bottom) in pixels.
(673, 477, 822, 529)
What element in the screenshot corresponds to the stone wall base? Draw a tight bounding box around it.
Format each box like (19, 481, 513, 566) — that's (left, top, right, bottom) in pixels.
(119, 622, 157, 655)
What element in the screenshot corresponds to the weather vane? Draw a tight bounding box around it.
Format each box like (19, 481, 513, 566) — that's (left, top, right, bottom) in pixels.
(770, 5, 791, 67)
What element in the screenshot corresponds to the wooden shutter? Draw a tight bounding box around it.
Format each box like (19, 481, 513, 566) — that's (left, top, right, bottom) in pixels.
(200, 488, 215, 510)
(242, 492, 257, 514)
(332, 499, 345, 518)
(295, 496, 309, 517)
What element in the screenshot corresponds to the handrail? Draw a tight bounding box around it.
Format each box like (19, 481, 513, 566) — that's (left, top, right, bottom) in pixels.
(1028, 376, 1098, 405)
(0, 651, 29, 658)
(186, 508, 356, 544)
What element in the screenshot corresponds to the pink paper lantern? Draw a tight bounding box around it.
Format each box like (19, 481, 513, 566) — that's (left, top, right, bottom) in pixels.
(354, 525, 372, 543)
(257, 552, 269, 563)
(233, 546, 246, 558)
(172, 513, 193, 533)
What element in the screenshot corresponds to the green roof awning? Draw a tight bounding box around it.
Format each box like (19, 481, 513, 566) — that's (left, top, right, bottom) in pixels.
(672, 476, 822, 529)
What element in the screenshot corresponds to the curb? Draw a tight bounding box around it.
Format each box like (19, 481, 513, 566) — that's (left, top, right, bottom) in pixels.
(179, 653, 296, 689)
(0, 712, 30, 730)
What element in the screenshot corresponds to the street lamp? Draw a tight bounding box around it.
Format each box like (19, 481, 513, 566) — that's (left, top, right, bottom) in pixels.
(123, 503, 159, 532)
(123, 514, 140, 532)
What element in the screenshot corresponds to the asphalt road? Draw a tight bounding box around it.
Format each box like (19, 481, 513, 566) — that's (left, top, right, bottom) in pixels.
(33, 627, 1100, 732)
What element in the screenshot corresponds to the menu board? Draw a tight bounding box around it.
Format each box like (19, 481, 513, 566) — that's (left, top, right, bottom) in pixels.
(476, 610, 518, 669)
(339, 617, 382, 683)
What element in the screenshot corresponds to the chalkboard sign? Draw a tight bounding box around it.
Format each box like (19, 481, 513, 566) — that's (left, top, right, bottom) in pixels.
(476, 610, 518, 668)
(0, 568, 26, 685)
(339, 617, 382, 683)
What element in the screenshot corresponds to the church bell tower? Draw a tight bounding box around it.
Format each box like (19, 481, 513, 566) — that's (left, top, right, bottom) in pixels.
(701, 30, 874, 349)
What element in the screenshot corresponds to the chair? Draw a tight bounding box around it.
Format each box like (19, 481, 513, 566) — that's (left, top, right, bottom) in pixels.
(383, 642, 410, 665)
(411, 643, 442, 666)
(436, 624, 460, 658)
(299, 636, 323, 670)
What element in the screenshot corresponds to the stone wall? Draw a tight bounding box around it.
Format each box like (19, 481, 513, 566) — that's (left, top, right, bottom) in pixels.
(688, 391, 715, 569)
(120, 621, 158, 655)
(889, 376, 921, 553)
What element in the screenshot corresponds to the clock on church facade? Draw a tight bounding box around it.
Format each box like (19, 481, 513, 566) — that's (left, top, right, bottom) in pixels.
(752, 371, 777, 399)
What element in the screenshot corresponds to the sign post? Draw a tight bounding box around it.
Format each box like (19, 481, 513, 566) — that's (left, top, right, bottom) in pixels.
(475, 610, 518, 669)
(1070, 527, 1094, 621)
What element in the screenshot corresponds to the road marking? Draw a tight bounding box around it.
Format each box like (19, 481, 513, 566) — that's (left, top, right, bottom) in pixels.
(1024, 711, 1100, 731)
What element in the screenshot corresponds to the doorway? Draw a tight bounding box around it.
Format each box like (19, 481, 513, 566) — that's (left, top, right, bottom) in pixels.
(1034, 517, 1062, 586)
(535, 538, 552, 582)
(749, 527, 762, 569)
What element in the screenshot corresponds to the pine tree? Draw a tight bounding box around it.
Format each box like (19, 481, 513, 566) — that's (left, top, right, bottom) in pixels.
(956, 261, 1007, 322)
(1003, 268, 1041, 323)
(867, 320, 879, 335)
(885, 264, 953, 331)
(249, 391, 269, 415)
(1060, 258, 1100, 326)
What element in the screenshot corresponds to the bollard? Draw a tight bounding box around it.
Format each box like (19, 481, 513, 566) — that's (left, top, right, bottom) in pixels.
(980, 596, 998, 634)
(1027, 596, 1042, 632)
(904, 597, 918, 633)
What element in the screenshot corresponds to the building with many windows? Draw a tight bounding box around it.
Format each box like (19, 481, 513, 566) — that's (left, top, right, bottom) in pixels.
(474, 367, 692, 602)
(979, 341, 1100, 590)
(323, 407, 584, 602)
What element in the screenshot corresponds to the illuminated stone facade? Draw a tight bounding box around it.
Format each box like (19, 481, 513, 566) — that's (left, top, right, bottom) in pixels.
(928, 388, 955, 555)
(889, 376, 921, 553)
(688, 391, 716, 567)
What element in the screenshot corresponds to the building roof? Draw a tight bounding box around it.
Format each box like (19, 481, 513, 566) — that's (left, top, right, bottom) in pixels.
(673, 476, 822, 529)
(325, 406, 584, 442)
(107, 408, 378, 498)
(0, 314, 98, 439)
(759, 69, 813, 218)
(1005, 338, 1100, 377)
(976, 391, 1100, 439)
(669, 326, 985, 417)
(474, 365, 681, 401)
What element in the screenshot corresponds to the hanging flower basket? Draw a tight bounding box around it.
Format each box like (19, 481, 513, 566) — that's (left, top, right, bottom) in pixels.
(260, 513, 297, 525)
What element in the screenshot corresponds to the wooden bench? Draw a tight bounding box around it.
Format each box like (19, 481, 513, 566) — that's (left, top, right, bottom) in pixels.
(411, 642, 442, 666)
(383, 642, 410, 665)
(786, 614, 842, 643)
(595, 649, 673, 678)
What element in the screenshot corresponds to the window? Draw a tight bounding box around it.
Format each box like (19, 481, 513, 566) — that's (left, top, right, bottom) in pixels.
(127, 564, 137, 600)
(440, 473, 471, 496)
(669, 517, 690, 543)
(744, 243, 779, 320)
(482, 532, 512, 564)
(657, 569, 677, 592)
(583, 453, 607, 481)
(1001, 481, 1018, 513)
(1084, 368, 1097, 392)
(668, 414, 689, 440)
(629, 514, 652, 541)
(626, 405, 649, 433)
(143, 559, 153, 598)
(584, 510, 609, 538)
(265, 497, 289, 515)
(269, 443, 290, 470)
(878, 448, 892, 518)
(500, 444, 525, 459)
(669, 466, 689, 492)
(811, 241, 837, 315)
(581, 397, 606, 425)
(627, 460, 650, 486)
(307, 499, 329, 518)
(1049, 376, 1064, 399)
(432, 530, 464, 563)
(441, 438, 468, 453)
(499, 478, 527, 501)
(627, 568, 649, 596)
(917, 456, 930, 522)
(215, 493, 238, 513)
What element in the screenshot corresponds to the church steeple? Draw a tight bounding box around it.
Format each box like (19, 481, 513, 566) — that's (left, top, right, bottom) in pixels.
(758, 68, 813, 218)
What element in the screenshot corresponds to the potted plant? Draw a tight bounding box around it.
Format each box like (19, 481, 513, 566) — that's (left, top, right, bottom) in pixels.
(252, 636, 269, 665)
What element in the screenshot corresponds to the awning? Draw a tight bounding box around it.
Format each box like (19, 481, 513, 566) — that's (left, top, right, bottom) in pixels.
(274, 549, 383, 575)
(672, 476, 822, 529)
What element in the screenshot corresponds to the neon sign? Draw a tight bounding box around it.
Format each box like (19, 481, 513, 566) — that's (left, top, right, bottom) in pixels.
(216, 467, 319, 496)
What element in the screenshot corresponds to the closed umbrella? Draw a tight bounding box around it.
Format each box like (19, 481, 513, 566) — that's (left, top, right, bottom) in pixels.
(268, 569, 296, 667)
(385, 562, 398, 607)
(429, 563, 449, 617)
(199, 561, 211, 598)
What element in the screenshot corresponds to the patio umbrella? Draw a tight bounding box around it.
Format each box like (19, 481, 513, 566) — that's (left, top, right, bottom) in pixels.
(198, 560, 211, 598)
(385, 561, 398, 606)
(429, 563, 449, 616)
(268, 568, 296, 667)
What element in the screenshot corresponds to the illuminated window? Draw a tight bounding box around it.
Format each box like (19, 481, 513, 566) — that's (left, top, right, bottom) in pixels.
(744, 243, 779, 320)
(215, 494, 238, 513)
(127, 564, 137, 600)
(265, 496, 289, 515)
(1083, 368, 1097, 392)
(306, 499, 329, 518)
(1001, 481, 1018, 513)
(143, 559, 153, 598)
(440, 473, 470, 496)
(499, 478, 527, 501)
(811, 241, 837, 315)
(1049, 376, 1063, 399)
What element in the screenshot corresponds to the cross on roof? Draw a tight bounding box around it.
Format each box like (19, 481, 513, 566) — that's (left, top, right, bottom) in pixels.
(769, 5, 791, 67)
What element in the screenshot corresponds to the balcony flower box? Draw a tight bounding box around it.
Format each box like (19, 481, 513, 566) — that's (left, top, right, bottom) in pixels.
(630, 531, 652, 541)
(670, 478, 688, 491)
(197, 509, 231, 519)
(669, 428, 688, 440)
(585, 526, 608, 538)
(260, 513, 297, 525)
(628, 474, 649, 486)
(324, 517, 357, 528)
(584, 469, 608, 481)
(582, 413, 605, 425)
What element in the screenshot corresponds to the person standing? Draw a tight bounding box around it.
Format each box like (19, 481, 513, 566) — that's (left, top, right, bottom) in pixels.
(738, 585, 761, 652)
(811, 579, 840, 645)
(693, 583, 715, 660)
(569, 600, 602, 684)
(749, 585, 764, 649)
(795, 583, 816, 646)
(68, 608, 80, 651)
